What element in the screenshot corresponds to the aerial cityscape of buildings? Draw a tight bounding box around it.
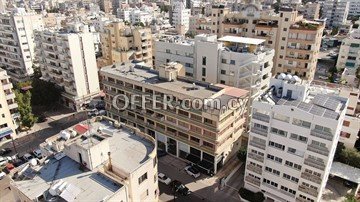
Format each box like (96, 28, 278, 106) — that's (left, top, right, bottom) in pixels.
(0, 0, 359, 202)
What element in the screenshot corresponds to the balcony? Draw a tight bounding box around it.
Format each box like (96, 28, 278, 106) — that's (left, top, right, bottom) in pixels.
(304, 157, 325, 170)
(252, 112, 270, 123)
(5, 92, 15, 100)
(2, 82, 13, 90)
(310, 129, 333, 141)
(298, 185, 318, 197)
(8, 103, 18, 110)
(307, 144, 329, 156)
(248, 152, 264, 163)
(249, 140, 266, 150)
(245, 176, 260, 187)
(250, 127, 268, 137)
(301, 172, 322, 184)
(246, 164, 262, 175)
(296, 197, 308, 202)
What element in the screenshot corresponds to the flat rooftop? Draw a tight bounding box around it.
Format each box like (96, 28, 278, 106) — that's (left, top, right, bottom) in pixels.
(218, 36, 266, 45)
(12, 157, 122, 201)
(330, 162, 360, 184)
(102, 63, 245, 100)
(90, 121, 155, 173)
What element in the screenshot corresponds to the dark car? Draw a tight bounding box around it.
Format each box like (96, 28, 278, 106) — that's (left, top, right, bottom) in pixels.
(157, 149, 167, 157)
(0, 148, 12, 156)
(12, 159, 25, 167)
(171, 180, 191, 196)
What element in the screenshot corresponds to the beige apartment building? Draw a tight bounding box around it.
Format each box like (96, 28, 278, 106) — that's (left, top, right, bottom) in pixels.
(100, 62, 250, 174)
(100, 21, 153, 67)
(0, 69, 18, 140)
(212, 4, 324, 81)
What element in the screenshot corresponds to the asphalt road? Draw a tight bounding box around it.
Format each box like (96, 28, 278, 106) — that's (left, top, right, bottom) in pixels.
(0, 111, 87, 157)
(159, 182, 207, 202)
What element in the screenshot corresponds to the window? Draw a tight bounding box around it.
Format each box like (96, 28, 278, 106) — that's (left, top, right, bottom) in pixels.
(269, 141, 285, 150)
(292, 118, 311, 128)
(285, 160, 302, 170)
(340, 131, 351, 138)
(220, 80, 225, 84)
(283, 173, 299, 183)
(314, 125, 331, 133)
(230, 60, 235, 65)
(267, 154, 282, 163)
(282, 37, 286, 41)
(138, 172, 148, 184)
(265, 166, 280, 176)
(263, 178, 278, 187)
(288, 147, 304, 157)
(270, 127, 287, 137)
(285, 18, 289, 21)
(290, 133, 307, 143)
(203, 141, 214, 148)
(273, 113, 290, 122)
(202, 68, 206, 76)
(283, 28, 287, 31)
(220, 70, 226, 74)
(343, 120, 350, 127)
(166, 49, 170, 53)
(202, 56, 207, 65)
(221, 59, 227, 64)
(190, 136, 200, 143)
(281, 46, 284, 50)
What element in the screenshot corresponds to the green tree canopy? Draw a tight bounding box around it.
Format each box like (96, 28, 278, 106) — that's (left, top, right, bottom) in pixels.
(15, 90, 37, 128)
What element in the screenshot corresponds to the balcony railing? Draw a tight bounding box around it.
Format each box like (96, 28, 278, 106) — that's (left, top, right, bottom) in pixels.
(245, 176, 260, 187)
(298, 185, 318, 197)
(252, 112, 270, 123)
(249, 141, 266, 150)
(296, 197, 308, 202)
(301, 172, 322, 184)
(304, 157, 325, 170)
(248, 152, 264, 163)
(250, 127, 268, 137)
(307, 144, 329, 156)
(310, 129, 333, 141)
(246, 164, 262, 175)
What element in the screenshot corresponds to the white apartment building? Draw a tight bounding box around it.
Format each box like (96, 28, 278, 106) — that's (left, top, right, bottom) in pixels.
(322, 0, 349, 28)
(337, 28, 360, 87)
(0, 69, 18, 141)
(347, 0, 360, 17)
(245, 74, 348, 202)
(35, 30, 100, 111)
(298, 2, 320, 20)
(0, 8, 44, 82)
(155, 34, 274, 98)
(117, 8, 153, 26)
(11, 116, 158, 202)
(171, 1, 190, 35)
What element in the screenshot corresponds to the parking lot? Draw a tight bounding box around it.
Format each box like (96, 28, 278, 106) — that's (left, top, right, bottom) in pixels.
(158, 154, 242, 202)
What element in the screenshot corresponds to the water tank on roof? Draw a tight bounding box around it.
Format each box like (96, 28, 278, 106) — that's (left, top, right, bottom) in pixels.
(284, 74, 292, 80)
(60, 130, 71, 140)
(29, 159, 37, 166)
(278, 73, 286, 80)
(68, 129, 77, 138)
(292, 75, 300, 83)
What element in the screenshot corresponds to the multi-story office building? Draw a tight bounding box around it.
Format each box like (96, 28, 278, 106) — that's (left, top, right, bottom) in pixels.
(0, 69, 18, 140)
(219, 5, 324, 81)
(171, 1, 190, 35)
(35, 30, 100, 111)
(322, 0, 349, 28)
(100, 62, 250, 174)
(155, 34, 274, 98)
(337, 28, 360, 87)
(11, 116, 158, 202)
(347, 0, 360, 17)
(298, 2, 320, 20)
(100, 21, 153, 67)
(245, 74, 348, 202)
(0, 8, 44, 82)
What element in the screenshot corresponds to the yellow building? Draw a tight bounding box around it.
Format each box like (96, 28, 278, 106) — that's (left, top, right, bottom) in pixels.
(100, 22, 153, 67)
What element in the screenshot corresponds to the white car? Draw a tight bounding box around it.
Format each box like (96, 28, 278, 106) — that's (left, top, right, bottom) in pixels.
(32, 149, 43, 159)
(184, 166, 201, 178)
(0, 172, 6, 180)
(0, 157, 9, 166)
(158, 173, 171, 185)
(23, 153, 34, 161)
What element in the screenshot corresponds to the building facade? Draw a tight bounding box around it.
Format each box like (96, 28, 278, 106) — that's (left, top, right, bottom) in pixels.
(0, 69, 18, 140)
(298, 2, 320, 20)
(0, 8, 44, 82)
(100, 21, 153, 67)
(35, 30, 100, 111)
(100, 62, 250, 174)
(245, 75, 348, 202)
(348, 0, 360, 17)
(171, 1, 191, 35)
(322, 0, 349, 28)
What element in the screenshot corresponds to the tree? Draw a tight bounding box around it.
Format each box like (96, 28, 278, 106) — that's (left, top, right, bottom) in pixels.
(334, 142, 345, 161)
(237, 146, 247, 162)
(32, 65, 42, 79)
(15, 90, 37, 128)
(331, 27, 339, 35)
(344, 194, 357, 202)
(30, 78, 61, 107)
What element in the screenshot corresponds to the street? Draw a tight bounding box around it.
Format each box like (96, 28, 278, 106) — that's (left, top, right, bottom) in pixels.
(158, 155, 243, 202)
(0, 107, 87, 157)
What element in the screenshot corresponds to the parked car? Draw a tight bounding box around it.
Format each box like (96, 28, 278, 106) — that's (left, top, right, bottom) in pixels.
(88, 109, 99, 117)
(98, 110, 106, 116)
(318, 75, 329, 80)
(13, 159, 25, 167)
(32, 149, 43, 159)
(157, 149, 167, 157)
(0, 157, 9, 166)
(0, 172, 6, 180)
(184, 165, 201, 178)
(171, 180, 191, 196)
(0, 148, 12, 156)
(23, 153, 34, 161)
(158, 173, 171, 185)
